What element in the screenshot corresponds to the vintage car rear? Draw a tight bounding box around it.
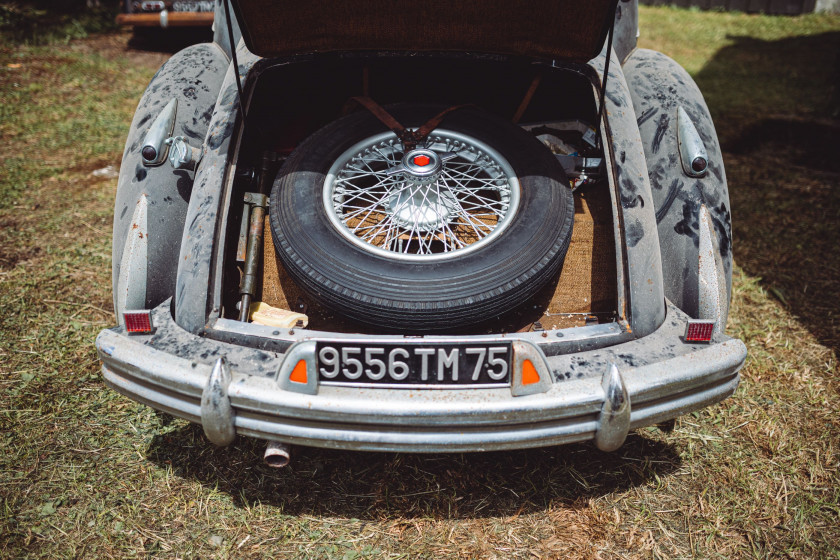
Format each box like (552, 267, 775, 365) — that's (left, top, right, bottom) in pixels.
(97, 0, 746, 464)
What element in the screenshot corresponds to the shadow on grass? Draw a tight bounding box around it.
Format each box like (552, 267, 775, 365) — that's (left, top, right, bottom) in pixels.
(693, 32, 840, 353)
(126, 27, 213, 54)
(148, 423, 680, 520)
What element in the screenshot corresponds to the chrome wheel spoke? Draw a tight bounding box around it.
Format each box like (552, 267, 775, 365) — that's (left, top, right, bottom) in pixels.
(324, 130, 519, 261)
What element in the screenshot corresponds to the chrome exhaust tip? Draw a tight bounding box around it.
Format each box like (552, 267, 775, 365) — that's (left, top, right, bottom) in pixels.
(264, 441, 291, 468)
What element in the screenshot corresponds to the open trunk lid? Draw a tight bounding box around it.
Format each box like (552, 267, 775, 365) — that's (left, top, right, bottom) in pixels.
(231, 0, 618, 61)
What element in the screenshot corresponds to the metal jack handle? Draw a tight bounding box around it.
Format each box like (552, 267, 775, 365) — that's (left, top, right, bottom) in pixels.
(237, 151, 276, 322)
(238, 192, 268, 322)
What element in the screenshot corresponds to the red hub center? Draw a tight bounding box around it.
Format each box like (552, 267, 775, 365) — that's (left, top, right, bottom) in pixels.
(413, 155, 431, 166)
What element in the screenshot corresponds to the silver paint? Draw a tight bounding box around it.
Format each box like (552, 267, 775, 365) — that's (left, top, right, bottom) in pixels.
(174, 41, 259, 333)
(588, 44, 666, 337)
(623, 48, 732, 323)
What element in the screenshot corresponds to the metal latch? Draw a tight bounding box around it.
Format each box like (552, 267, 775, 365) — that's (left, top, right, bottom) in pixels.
(166, 136, 202, 171)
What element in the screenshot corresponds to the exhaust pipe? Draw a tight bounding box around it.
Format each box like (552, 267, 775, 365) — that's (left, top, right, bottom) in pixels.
(264, 441, 291, 468)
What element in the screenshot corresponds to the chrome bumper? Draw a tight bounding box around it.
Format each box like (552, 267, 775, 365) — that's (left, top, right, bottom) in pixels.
(96, 302, 745, 452)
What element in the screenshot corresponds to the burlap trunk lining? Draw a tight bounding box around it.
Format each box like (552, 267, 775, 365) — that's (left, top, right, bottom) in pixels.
(260, 184, 615, 333)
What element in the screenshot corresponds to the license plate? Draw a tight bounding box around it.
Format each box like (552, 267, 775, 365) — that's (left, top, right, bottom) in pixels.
(171, 1, 215, 11)
(316, 341, 512, 388)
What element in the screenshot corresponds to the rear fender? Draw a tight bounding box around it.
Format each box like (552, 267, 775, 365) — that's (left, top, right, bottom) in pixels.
(623, 49, 732, 325)
(112, 42, 229, 323)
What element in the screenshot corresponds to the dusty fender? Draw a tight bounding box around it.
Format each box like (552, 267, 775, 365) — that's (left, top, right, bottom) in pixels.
(623, 49, 732, 327)
(112, 43, 229, 322)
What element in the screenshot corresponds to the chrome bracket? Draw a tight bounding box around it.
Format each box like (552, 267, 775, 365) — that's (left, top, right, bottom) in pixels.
(200, 357, 236, 446)
(116, 194, 148, 325)
(594, 363, 631, 451)
(141, 98, 178, 167)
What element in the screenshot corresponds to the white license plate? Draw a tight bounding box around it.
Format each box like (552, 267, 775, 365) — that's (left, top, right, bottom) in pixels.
(316, 341, 512, 388)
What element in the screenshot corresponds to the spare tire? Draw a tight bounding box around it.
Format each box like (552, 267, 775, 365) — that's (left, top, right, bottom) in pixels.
(269, 105, 574, 331)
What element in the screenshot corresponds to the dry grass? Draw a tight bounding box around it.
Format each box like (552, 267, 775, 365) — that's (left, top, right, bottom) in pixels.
(1, 8, 840, 559)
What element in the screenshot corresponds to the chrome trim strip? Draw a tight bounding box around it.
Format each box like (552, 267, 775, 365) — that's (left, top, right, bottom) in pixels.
(116, 194, 148, 324)
(698, 204, 728, 334)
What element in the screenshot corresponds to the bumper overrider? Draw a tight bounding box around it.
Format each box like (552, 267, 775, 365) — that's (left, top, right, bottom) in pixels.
(96, 301, 746, 453)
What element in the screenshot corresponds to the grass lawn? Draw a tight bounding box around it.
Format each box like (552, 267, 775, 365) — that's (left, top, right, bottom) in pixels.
(1, 6, 839, 558)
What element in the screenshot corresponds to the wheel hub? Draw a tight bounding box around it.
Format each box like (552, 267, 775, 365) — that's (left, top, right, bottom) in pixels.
(402, 149, 442, 185)
(386, 185, 459, 232)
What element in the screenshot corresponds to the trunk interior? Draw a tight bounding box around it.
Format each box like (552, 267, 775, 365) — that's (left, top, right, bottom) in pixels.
(221, 55, 618, 335)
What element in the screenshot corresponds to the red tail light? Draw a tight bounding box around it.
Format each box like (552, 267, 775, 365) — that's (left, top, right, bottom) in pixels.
(684, 320, 715, 343)
(123, 310, 154, 334)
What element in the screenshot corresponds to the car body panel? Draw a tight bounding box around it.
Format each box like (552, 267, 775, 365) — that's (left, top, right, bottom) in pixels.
(623, 49, 732, 324)
(231, 0, 619, 62)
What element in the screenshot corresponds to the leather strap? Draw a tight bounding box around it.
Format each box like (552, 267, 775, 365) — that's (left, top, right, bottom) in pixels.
(349, 96, 472, 151)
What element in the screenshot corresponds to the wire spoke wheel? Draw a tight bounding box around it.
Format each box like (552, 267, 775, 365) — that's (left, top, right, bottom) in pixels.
(324, 131, 520, 261)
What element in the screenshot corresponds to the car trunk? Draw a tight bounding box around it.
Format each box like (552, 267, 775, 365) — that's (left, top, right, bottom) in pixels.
(220, 54, 618, 335)
(231, 0, 618, 62)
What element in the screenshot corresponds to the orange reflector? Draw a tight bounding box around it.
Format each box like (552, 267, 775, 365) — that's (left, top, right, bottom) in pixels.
(289, 360, 308, 384)
(521, 359, 540, 385)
